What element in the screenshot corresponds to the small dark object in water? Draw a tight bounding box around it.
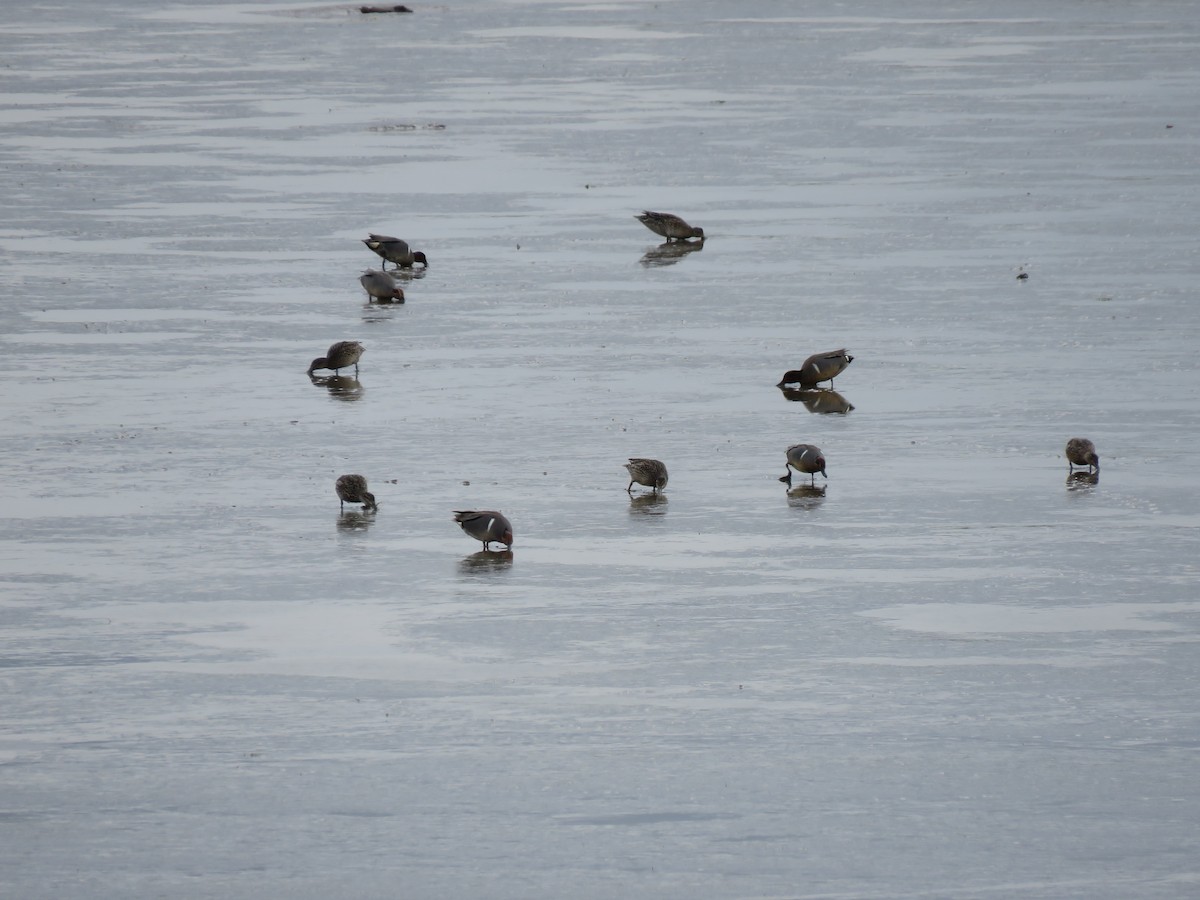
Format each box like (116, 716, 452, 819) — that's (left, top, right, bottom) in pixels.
(360, 5, 412, 13)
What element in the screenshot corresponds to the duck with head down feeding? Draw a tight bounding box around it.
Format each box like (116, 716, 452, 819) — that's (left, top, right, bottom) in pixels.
(1065, 437, 1099, 473)
(308, 341, 364, 377)
(780, 444, 827, 487)
(777, 349, 854, 389)
(359, 269, 405, 303)
(634, 211, 704, 242)
(454, 510, 513, 551)
(624, 458, 669, 494)
(335, 474, 377, 512)
(363, 233, 428, 270)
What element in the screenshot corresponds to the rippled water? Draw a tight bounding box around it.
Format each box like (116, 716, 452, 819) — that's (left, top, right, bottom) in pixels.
(2, 2, 1199, 897)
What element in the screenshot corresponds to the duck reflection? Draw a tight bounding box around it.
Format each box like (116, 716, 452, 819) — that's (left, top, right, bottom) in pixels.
(778, 387, 854, 414)
(309, 373, 365, 401)
(786, 484, 827, 509)
(628, 492, 668, 516)
(1066, 471, 1099, 489)
(458, 549, 514, 573)
(640, 240, 704, 268)
(337, 510, 376, 532)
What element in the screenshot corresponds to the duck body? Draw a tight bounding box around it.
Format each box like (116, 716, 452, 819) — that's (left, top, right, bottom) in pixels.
(778, 349, 854, 388)
(309, 341, 364, 376)
(363, 233, 428, 269)
(624, 458, 669, 494)
(336, 474, 377, 511)
(454, 510, 514, 550)
(634, 211, 704, 242)
(1065, 437, 1099, 472)
(359, 268, 405, 302)
(781, 443, 827, 486)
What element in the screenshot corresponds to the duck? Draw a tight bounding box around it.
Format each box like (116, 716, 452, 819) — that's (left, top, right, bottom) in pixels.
(777, 349, 854, 388)
(336, 474, 377, 512)
(308, 341, 364, 376)
(359, 268, 406, 302)
(780, 444, 827, 486)
(624, 458, 669, 494)
(363, 233, 428, 269)
(454, 510, 513, 550)
(634, 211, 704, 242)
(1065, 437, 1099, 473)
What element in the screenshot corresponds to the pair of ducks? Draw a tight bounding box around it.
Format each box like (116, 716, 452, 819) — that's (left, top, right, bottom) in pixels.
(780, 438, 1101, 488)
(360, 233, 429, 303)
(336, 475, 514, 550)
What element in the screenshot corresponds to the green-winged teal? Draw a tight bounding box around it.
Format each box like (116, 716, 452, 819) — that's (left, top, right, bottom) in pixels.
(624, 458, 669, 494)
(634, 211, 704, 242)
(1065, 437, 1099, 473)
(336, 474, 377, 511)
(454, 510, 513, 550)
(308, 341, 364, 376)
(777, 349, 854, 388)
(780, 444, 827, 486)
(363, 233, 428, 269)
(359, 269, 405, 302)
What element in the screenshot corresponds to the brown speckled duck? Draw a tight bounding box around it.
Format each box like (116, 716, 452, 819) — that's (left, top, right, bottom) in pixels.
(780, 444, 827, 486)
(454, 510, 513, 550)
(1065, 437, 1099, 473)
(634, 211, 704, 242)
(363, 233, 428, 269)
(624, 458, 669, 494)
(777, 350, 854, 388)
(308, 341, 364, 376)
(336, 474, 377, 512)
(359, 269, 405, 302)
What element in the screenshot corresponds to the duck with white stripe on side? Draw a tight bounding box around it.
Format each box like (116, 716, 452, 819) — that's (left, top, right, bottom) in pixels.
(453, 510, 514, 551)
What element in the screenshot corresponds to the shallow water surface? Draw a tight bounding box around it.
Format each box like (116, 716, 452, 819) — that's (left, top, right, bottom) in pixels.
(2, 1, 1199, 898)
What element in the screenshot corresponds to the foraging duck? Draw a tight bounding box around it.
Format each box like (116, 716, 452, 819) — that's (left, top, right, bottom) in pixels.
(308, 341, 364, 376)
(359, 269, 405, 302)
(777, 350, 854, 388)
(363, 233, 428, 269)
(336, 474, 377, 512)
(634, 211, 704, 242)
(780, 444, 827, 486)
(453, 510, 513, 550)
(1065, 437, 1099, 473)
(624, 458, 669, 494)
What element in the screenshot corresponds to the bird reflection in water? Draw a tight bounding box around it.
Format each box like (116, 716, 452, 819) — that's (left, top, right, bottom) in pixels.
(1066, 471, 1099, 490)
(337, 510, 376, 532)
(628, 492, 668, 516)
(309, 373, 365, 401)
(640, 240, 704, 268)
(458, 549, 514, 574)
(786, 484, 827, 509)
(778, 387, 854, 414)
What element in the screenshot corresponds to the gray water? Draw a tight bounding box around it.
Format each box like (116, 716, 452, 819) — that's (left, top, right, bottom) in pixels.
(2, 1, 1199, 897)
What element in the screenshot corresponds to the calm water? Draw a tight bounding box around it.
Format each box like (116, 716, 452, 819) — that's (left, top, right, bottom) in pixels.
(2, 1, 1199, 897)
